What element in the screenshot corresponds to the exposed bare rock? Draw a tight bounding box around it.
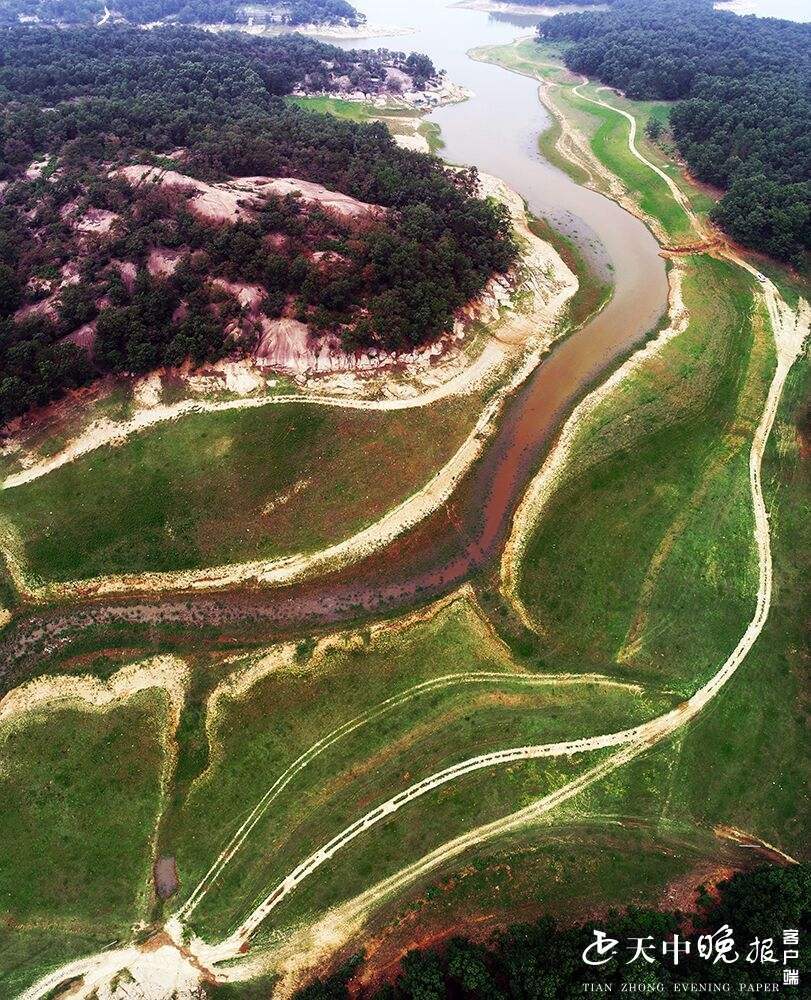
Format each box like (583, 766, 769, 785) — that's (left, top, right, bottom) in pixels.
(76, 208, 119, 234)
(210, 278, 265, 312)
(24, 156, 49, 181)
(63, 321, 96, 354)
(13, 297, 57, 324)
(148, 247, 185, 278)
(115, 166, 385, 224)
(112, 259, 138, 293)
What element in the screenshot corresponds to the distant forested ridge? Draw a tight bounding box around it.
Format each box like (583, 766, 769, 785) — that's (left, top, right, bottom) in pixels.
(280, 865, 810, 1000)
(0, 27, 515, 424)
(538, 0, 811, 264)
(509, 0, 611, 6)
(0, 0, 363, 27)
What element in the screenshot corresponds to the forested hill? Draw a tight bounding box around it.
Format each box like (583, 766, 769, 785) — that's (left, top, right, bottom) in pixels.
(538, 0, 811, 265)
(0, 0, 363, 27)
(0, 27, 515, 424)
(510, 0, 610, 6)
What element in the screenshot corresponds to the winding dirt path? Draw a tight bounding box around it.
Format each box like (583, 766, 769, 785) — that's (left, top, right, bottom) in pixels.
(203, 284, 805, 981)
(197, 75, 809, 985)
(1, 176, 577, 606)
(14, 48, 809, 1000)
(3, 337, 556, 604)
(174, 667, 642, 926)
(2, 176, 572, 496)
(570, 82, 698, 235)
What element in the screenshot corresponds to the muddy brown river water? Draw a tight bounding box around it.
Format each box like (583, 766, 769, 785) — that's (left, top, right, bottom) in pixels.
(1, 0, 672, 673)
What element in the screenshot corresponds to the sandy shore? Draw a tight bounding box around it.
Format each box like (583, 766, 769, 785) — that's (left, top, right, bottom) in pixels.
(201, 20, 414, 40)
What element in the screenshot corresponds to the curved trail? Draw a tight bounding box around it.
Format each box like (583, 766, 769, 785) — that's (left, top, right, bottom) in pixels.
(198, 68, 809, 971)
(176, 669, 643, 924)
(1, 174, 569, 497)
(202, 282, 805, 964)
(1, 322, 556, 603)
(16, 29, 810, 1000)
(570, 81, 697, 228)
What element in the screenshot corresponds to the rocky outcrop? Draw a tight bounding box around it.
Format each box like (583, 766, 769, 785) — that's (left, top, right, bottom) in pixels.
(115, 166, 385, 224)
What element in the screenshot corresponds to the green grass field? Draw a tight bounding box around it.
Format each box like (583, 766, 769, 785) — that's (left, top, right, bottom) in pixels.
(290, 96, 439, 151)
(0, 395, 480, 584)
(598, 90, 718, 221)
(560, 352, 809, 851)
(345, 820, 732, 983)
(474, 40, 700, 244)
(0, 691, 168, 932)
(561, 84, 695, 242)
(517, 255, 771, 692)
(289, 96, 417, 123)
(160, 598, 676, 940)
(0, 928, 113, 999)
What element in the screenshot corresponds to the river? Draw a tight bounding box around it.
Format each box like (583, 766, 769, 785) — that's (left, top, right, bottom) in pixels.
(0, 1, 689, 669)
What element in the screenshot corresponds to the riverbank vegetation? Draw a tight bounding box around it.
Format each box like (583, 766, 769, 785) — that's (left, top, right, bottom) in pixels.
(0, 26, 515, 424)
(289, 97, 442, 153)
(0, 688, 169, 996)
(161, 597, 673, 942)
(471, 40, 699, 244)
(560, 83, 695, 243)
(538, 0, 810, 265)
(517, 255, 770, 691)
(527, 217, 611, 329)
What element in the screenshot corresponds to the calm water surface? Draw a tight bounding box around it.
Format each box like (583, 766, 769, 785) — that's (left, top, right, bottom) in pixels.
(0, 1, 714, 666)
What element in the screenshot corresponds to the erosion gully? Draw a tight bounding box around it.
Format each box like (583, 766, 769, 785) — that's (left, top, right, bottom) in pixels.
(0, 0, 669, 677)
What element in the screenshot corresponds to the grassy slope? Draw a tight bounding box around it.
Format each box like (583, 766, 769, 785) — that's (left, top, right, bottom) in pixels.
(475, 40, 698, 243)
(0, 929, 112, 1000)
(563, 359, 810, 855)
(290, 96, 440, 149)
(346, 822, 729, 981)
(265, 359, 809, 956)
(0, 396, 479, 582)
(288, 97, 417, 122)
(0, 690, 169, 990)
(166, 599, 675, 940)
(561, 84, 695, 242)
(599, 89, 718, 220)
(294, 306, 808, 966)
(518, 255, 769, 692)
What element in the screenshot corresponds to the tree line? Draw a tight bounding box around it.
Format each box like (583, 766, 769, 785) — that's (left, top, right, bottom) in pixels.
(273, 864, 808, 1000)
(0, 0, 363, 27)
(538, 0, 810, 265)
(0, 27, 512, 424)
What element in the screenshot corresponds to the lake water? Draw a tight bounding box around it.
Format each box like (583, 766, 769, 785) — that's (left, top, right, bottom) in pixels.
(8, 0, 796, 662)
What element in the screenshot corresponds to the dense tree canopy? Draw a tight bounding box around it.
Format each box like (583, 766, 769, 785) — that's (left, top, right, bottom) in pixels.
(538, 0, 811, 264)
(0, 0, 362, 27)
(282, 864, 810, 1000)
(511, 0, 611, 6)
(0, 26, 513, 425)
